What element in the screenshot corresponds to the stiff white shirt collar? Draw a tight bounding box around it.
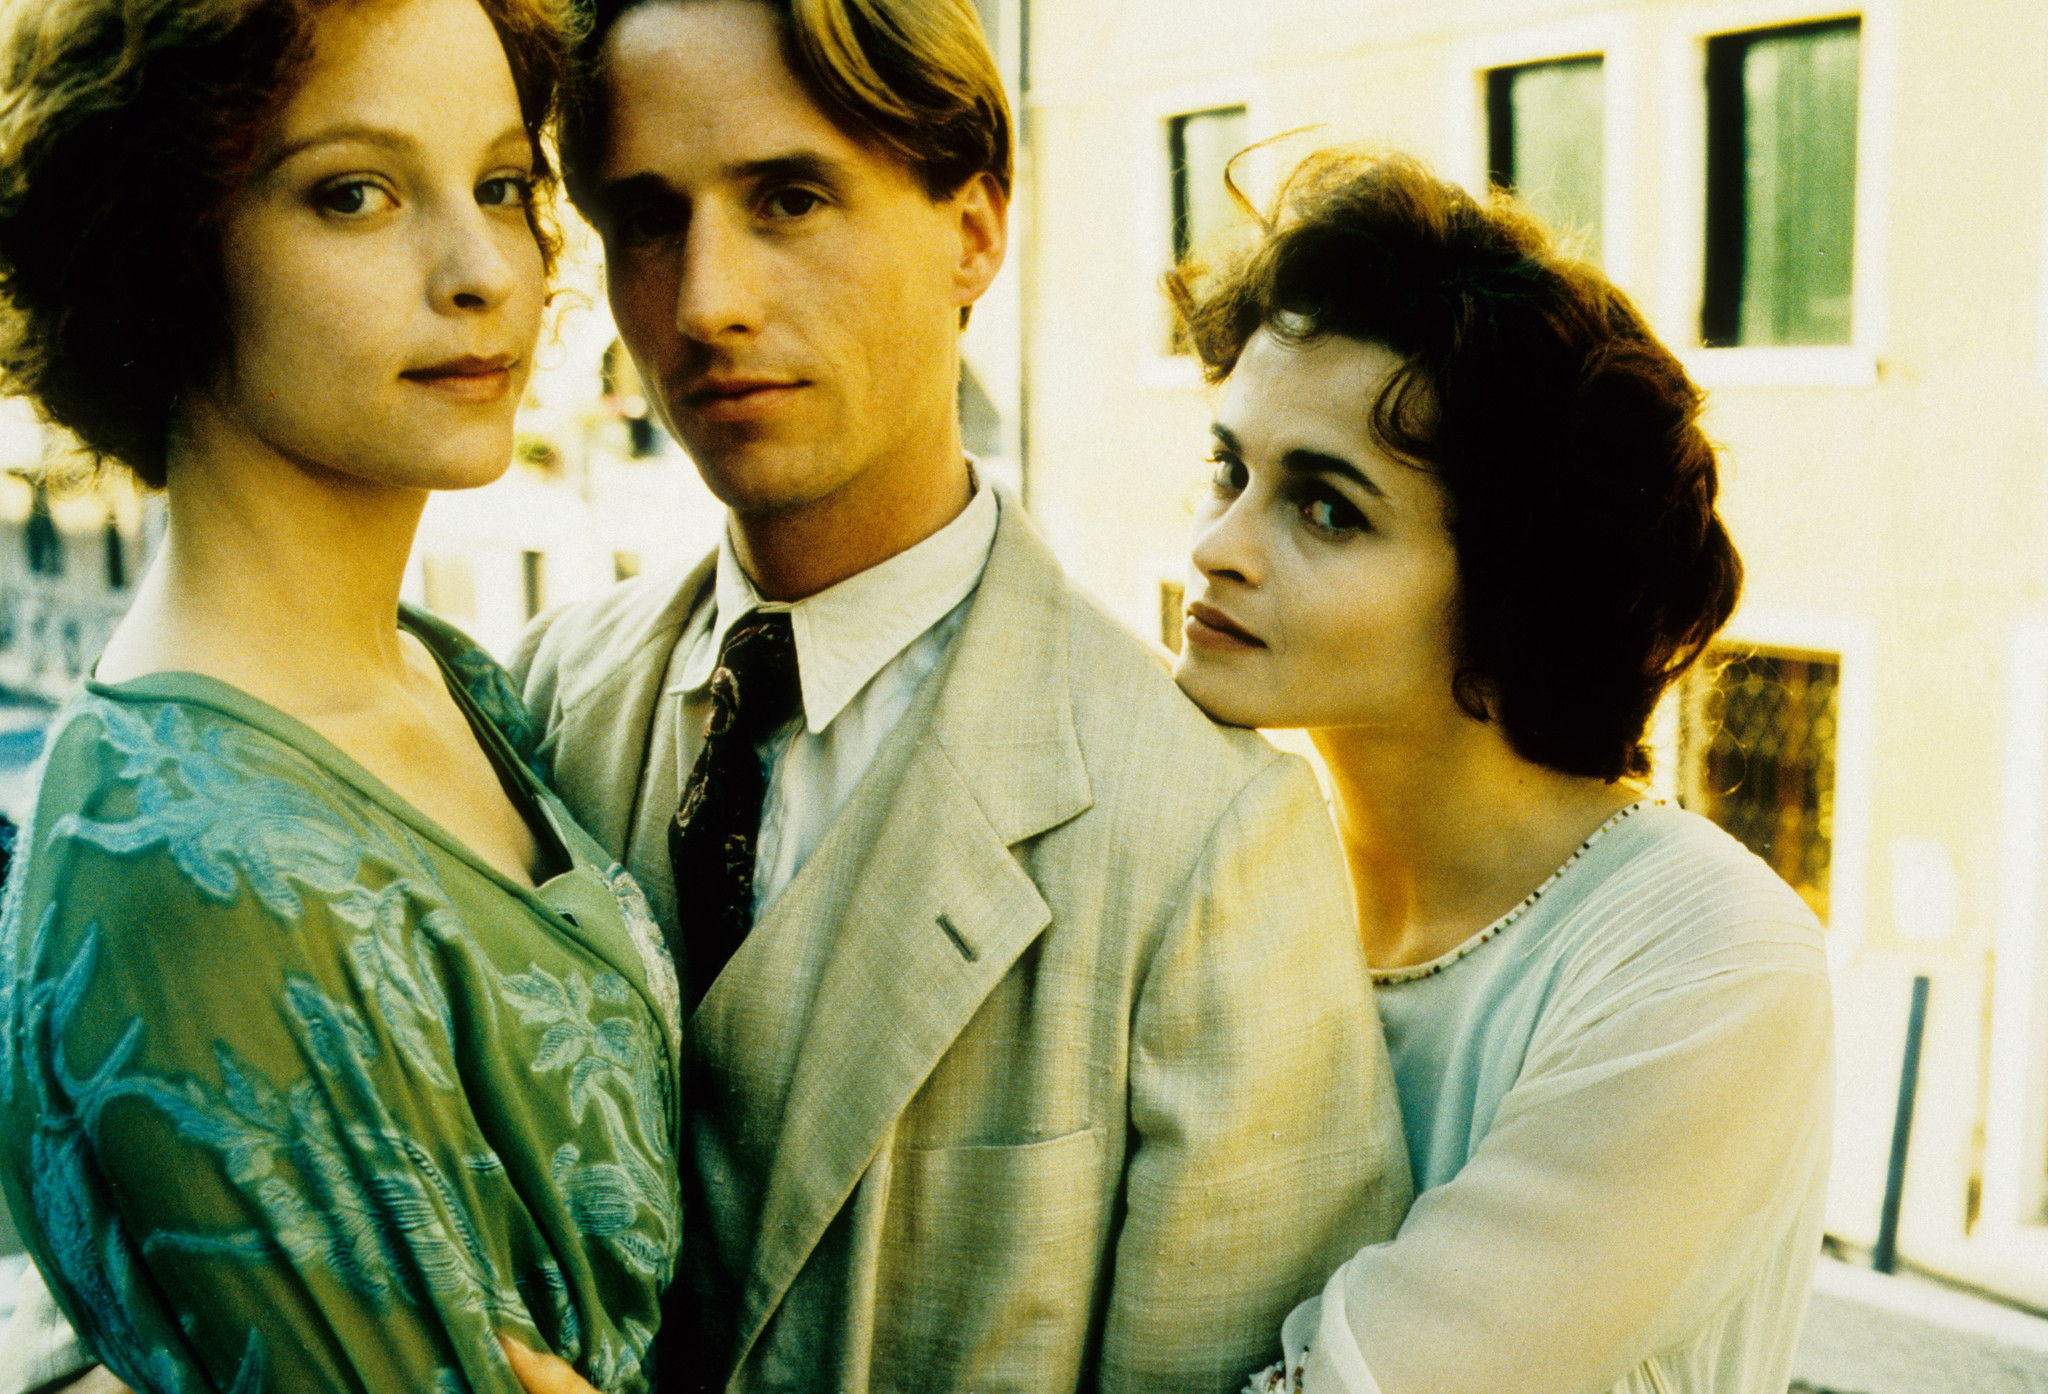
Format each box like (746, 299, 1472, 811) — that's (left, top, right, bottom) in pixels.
(671, 480, 999, 734)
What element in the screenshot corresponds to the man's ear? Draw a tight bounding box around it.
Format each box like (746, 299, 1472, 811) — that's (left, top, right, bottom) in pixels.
(949, 171, 1008, 310)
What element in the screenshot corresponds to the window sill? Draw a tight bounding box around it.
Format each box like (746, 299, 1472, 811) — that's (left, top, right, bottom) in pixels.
(1680, 345, 1877, 389)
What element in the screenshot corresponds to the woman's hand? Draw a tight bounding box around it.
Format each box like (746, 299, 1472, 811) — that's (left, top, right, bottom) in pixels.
(498, 1335, 603, 1394)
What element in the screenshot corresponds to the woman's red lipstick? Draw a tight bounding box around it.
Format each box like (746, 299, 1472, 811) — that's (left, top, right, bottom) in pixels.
(1185, 601, 1265, 651)
(402, 354, 516, 402)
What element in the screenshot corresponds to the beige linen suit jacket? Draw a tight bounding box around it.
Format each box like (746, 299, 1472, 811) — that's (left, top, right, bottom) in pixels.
(509, 491, 1411, 1393)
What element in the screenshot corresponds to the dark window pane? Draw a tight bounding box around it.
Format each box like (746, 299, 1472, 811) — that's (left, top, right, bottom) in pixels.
(24, 483, 59, 578)
(103, 518, 125, 590)
(1487, 57, 1604, 261)
(521, 550, 546, 621)
(1703, 20, 1860, 346)
(1169, 106, 1248, 266)
(1680, 647, 1840, 920)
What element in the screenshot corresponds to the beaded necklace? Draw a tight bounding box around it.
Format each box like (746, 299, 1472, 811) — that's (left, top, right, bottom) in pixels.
(1369, 798, 1658, 986)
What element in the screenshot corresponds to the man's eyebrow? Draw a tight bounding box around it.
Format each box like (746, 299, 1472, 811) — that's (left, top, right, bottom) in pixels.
(596, 171, 676, 205)
(728, 150, 853, 188)
(592, 150, 852, 219)
(1211, 423, 1386, 498)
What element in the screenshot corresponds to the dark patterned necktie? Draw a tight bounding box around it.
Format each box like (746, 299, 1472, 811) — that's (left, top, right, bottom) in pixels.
(669, 610, 800, 1006)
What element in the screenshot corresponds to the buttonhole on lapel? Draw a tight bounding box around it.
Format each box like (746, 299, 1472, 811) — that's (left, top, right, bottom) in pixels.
(558, 911, 580, 928)
(935, 912, 976, 962)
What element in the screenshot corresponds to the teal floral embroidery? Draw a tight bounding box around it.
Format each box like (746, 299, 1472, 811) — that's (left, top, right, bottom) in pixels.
(601, 864, 681, 1052)
(0, 846, 26, 1090)
(403, 603, 547, 780)
(52, 704, 377, 921)
(503, 965, 677, 1270)
(1, 681, 676, 1392)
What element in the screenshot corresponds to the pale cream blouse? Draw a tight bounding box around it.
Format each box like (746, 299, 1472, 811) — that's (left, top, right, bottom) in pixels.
(1287, 802, 1834, 1394)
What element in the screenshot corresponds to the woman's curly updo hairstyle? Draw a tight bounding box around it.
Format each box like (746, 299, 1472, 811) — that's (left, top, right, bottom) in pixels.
(0, 0, 575, 488)
(1173, 149, 1740, 782)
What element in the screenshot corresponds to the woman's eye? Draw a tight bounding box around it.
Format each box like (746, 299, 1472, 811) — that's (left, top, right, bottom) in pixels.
(761, 187, 824, 219)
(1208, 454, 1248, 494)
(478, 174, 533, 209)
(1303, 492, 1368, 534)
(314, 179, 394, 217)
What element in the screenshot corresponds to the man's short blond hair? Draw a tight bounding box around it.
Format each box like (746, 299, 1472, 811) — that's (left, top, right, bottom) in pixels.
(564, 0, 1012, 209)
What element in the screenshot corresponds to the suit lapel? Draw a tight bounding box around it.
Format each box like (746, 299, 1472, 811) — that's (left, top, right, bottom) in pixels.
(717, 492, 1096, 1371)
(545, 553, 714, 866)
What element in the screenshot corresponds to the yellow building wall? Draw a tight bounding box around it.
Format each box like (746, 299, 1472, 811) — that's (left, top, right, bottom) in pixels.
(1020, 0, 2048, 1306)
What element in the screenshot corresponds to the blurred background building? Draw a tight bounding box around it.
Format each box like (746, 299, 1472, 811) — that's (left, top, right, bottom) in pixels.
(4, 0, 2048, 1378)
(1007, 0, 2048, 1331)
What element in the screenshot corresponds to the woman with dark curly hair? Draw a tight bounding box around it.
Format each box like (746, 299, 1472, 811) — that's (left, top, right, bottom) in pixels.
(0, 0, 678, 1388)
(1170, 150, 1832, 1394)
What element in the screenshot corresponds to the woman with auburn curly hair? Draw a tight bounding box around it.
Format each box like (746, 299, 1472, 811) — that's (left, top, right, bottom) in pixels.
(1170, 150, 1833, 1394)
(0, 0, 679, 1388)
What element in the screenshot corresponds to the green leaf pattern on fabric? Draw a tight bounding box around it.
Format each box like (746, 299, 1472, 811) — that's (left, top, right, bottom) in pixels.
(0, 685, 678, 1393)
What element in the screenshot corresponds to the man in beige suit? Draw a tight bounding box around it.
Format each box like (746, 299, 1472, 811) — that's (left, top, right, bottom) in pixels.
(513, 1, 1410, 1389)
(0, 0, 1409, 1390)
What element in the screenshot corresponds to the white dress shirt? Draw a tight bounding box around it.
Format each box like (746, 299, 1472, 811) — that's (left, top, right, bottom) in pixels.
(667, 481, 998, 918)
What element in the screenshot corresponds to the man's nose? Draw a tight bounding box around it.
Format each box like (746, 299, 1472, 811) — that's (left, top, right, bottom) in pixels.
(674, 208, 763, 342)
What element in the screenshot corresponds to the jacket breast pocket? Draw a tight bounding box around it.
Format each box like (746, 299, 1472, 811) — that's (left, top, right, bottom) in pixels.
(872, 1125, 1113, 1391)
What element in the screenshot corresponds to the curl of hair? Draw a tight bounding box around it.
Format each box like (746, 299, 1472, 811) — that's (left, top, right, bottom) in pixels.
(0, 0, 576, 488)
(1171, 148, 1741, 782)
(562, 0, 1010, 213)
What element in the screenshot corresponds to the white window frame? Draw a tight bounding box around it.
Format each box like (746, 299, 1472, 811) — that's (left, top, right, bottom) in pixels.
(1447, 16, 1638, 291)
(1985, 623, 2048, 1256)
(1656, 2, 1893, 389)
(1132, 79, 1269, 393)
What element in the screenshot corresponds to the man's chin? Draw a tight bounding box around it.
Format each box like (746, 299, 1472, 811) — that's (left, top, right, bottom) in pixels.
(673, 432, 811, 508)
(695, 459, 848, 521)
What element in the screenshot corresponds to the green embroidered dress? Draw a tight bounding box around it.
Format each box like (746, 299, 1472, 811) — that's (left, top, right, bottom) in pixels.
(0, 608, 681, 1393)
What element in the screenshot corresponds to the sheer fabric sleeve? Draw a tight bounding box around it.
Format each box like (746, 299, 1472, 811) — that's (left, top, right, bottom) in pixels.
(1302, 912, 1831, 1394)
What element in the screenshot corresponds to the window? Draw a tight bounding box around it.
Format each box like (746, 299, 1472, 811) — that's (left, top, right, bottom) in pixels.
(1159, 579, 1185, 654)
(1168, 106, 1249, 269)
(1487, 56, 1604, 259)
(1680, 645, 1840, 918)
(1702, 18, 1860, 347)
(601, 339, 662, 459)
(420, 555, 477, 623)
(521, 550, 547, 621)
(24, 482, 60, 578)
(103, 519, 126, 590)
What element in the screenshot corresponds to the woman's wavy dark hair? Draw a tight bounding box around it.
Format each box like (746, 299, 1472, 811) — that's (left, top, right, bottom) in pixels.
(1172, 148, 1741, 782)
(0, 0, 577, 488)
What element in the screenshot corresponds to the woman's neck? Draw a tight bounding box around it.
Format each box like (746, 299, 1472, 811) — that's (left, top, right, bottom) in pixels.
(96, 411, 430, 717)
(1311, 719, 1640, 970)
